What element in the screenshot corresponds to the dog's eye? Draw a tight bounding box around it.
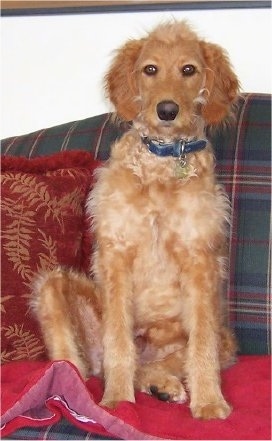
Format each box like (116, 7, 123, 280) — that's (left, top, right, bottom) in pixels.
(143, 65, 158, 76)
(182, 64, 196, 76)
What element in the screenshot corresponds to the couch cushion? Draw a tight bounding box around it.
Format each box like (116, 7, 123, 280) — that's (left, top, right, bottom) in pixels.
(1, 93, 271, 355)
(1, 151, 99, 363)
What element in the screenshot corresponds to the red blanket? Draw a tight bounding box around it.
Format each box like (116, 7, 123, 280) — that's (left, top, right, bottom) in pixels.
(1, 356, 271, 440)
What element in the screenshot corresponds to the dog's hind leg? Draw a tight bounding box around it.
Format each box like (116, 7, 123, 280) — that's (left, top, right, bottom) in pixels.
(135, 349, 187, 403)
(135, 322, 188, 403)
(31, 268, 103, 379)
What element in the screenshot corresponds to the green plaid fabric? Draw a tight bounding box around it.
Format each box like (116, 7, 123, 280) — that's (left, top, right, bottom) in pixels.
(214, 94, 271, 355)
(1, 93, 271, 355)
(3, 418, 119, 440)
(1, 113, 126, 161)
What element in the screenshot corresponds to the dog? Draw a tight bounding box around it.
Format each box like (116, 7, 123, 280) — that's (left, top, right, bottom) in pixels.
(32, 21, 239, 420)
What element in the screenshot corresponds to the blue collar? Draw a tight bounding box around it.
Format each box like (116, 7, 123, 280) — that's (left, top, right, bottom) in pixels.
(142, 137, 207, 158)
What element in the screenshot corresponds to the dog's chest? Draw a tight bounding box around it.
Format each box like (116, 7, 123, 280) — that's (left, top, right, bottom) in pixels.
(132, 212, 183, 323)
(123, 180, 224, 324)
(127, 183, 192, 323)
(92, 164, 227, 324)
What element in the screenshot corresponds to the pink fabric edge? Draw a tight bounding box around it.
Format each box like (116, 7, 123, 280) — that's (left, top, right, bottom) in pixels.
(1, 361, 159, 440)
(1, 357, 271, 440)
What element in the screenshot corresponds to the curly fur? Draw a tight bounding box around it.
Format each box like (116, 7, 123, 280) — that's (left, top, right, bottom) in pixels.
(32, 21, 239, 420)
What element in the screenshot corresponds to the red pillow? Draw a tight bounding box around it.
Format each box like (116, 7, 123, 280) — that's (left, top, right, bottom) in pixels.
(1, 151, 100, 363)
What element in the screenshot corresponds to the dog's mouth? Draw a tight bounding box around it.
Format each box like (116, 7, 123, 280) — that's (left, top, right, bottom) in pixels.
(135, 119, 197, 143)
(157, 120, 174, 128)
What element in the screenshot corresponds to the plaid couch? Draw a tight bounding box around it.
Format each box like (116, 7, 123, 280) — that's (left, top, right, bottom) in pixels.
(1, 93, 271, 439)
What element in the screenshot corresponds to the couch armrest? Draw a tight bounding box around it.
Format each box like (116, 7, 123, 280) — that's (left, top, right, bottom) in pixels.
(214, 93, 271, 354)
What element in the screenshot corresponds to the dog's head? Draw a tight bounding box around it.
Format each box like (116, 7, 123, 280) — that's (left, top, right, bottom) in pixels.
(105, 21, 240, 139)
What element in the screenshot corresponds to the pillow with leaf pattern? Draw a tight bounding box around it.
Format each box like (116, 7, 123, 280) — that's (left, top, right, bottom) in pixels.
(1, 151, 99, 363)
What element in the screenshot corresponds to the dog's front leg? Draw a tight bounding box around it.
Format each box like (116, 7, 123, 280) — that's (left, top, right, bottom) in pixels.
(184, 252, 231, 420)
(98, 249, 136, 408)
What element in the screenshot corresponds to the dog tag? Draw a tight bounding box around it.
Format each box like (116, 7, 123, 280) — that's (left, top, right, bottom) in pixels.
(174, 156, 190, 179)
(174, 163, 190, 179)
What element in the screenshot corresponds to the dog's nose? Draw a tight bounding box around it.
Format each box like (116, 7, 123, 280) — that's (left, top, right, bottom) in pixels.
(157, 101, 179, 121)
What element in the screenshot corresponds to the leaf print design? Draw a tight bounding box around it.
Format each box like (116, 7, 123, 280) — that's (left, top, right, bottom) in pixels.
(1, 172, 84, 283)
(37, 228, 58, 272)
(4, 173, 51, 208)
(2, 173, 65, 231)
(1, 167, 90, 362)
(1, 295, 14, 313)
(46, 168, 89, 179)
(1, 348, 17, 364)
(22, 229, 58, 310)
(58, 187, 85, 216)
(2, 324, 45, 361)
(1, 198, 35, 281)
(41, 186, 86, 232)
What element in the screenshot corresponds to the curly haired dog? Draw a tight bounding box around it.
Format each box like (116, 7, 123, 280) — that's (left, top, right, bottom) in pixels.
(32, 21, 239, 420)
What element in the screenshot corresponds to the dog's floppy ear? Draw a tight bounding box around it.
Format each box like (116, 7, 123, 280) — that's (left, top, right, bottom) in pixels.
(200, 41, 240, 125)
(105, 39, 145, 121)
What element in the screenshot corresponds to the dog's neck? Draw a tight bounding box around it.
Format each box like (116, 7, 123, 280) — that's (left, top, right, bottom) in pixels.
(141, 136, 207, 158)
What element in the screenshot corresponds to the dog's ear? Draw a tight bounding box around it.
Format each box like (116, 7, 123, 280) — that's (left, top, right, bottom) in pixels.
(105, 39, 145, 121)
(200, 41, 240, 125)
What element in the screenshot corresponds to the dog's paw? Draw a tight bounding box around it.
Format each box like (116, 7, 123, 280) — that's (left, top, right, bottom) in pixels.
(100, 390, 135, 409)
(99, 398, 118, 409)
(149, 380, 187, 403)
(138, 373, 187, 403)
(100, 398, 132, 409)
(191, 399, 232, 420)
